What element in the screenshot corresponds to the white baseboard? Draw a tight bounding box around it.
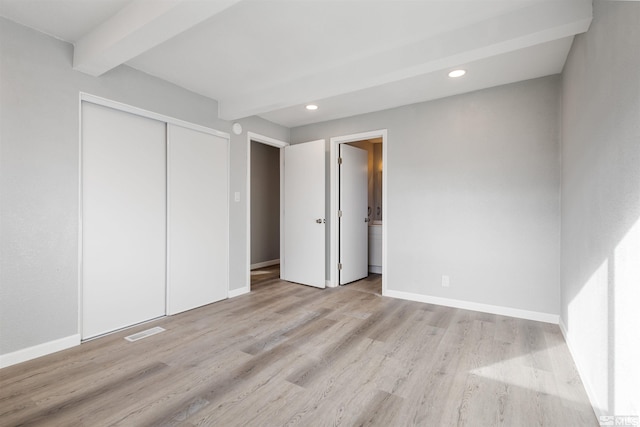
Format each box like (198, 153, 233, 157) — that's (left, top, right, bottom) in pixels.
(383, 289, 559, 324)
(559, 318, 604, 419)
(229, 287, 250, 298)
(368, 265, 382, 274)
(326, 280, 337, 288)
(250, 259, 280, 270)
(0, 334, 81, 369)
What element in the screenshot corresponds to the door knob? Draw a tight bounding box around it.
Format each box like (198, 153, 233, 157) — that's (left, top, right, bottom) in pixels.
(365, 218, 370, 223)
(316, 218, 325, 224)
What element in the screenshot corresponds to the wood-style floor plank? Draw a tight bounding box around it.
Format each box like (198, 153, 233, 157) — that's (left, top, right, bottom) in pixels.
(0, 274, 598, 426)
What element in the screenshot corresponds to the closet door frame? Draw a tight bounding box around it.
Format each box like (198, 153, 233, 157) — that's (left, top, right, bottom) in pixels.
(78, 92, 230, 339)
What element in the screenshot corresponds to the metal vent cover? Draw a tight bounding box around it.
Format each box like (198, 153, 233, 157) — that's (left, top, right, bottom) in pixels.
(125, 326, 165, 342)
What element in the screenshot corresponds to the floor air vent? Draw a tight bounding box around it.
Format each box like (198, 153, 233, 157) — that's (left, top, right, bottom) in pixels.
(125, 326, 165, 342)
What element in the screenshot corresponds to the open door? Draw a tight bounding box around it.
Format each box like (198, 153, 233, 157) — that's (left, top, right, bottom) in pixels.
(282, 140, 326, 288)
(339, 144, 368, 284)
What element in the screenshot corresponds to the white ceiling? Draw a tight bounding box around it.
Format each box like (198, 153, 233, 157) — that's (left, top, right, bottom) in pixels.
(0, 0, 130, 42)
(0, 0, 592, 128)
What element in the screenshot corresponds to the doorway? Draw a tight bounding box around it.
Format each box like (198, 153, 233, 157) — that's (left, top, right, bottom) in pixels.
(246, 132, 288, 291)
(245, 133, 326, 291)
(330, 130, 387, 292)
(250, 140, 280, 287)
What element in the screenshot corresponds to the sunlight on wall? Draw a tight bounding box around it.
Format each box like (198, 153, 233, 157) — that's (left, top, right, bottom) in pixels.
(564, 216, 640, 418)
(567, 259, 609, 413)
(613, 216, 640, 415)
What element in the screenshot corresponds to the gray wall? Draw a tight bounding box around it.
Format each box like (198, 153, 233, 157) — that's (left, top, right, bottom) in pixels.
(0, 18, 288, 355)
(561, 0, 640, 417)
(292, 76, 562, 316)
(250, 141, 280, 265)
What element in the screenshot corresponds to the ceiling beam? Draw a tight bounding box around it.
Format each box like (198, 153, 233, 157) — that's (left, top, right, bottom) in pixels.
(219, 0, 592, 121)
(73, 0, 242, 76)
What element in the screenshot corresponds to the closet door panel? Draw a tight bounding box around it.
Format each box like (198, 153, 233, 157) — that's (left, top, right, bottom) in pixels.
(167, 124, 228, 315)
(82, 102, 166, 339)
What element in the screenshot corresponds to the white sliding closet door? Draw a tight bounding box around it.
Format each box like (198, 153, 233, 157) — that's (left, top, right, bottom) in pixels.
(167, 124, 228, 315)
(82, 102, 166, 339)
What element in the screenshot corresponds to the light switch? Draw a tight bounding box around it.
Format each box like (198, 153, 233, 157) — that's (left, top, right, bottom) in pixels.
(234, 192, 240, 202)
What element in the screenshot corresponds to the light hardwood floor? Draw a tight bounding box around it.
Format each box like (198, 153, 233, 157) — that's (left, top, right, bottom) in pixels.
(1, 275, 597, 426)
(250, 265, 280, 287)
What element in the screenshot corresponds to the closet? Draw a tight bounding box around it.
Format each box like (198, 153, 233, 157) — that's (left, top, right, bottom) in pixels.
(81, 100, 228, 340)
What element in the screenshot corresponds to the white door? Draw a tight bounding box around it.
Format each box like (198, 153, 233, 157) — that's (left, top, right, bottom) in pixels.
(167, 124, 228, 315)
(282, 140, 326, 288)
(82, 102, 166, 339)
(339, 144, 369, 284)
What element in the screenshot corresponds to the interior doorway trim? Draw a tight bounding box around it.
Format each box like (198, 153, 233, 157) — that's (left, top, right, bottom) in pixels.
(329, 129, 387, 292)
(245, 132, 289, 293)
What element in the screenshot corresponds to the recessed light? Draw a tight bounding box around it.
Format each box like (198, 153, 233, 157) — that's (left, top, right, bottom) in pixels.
(448, 69, 466, 78)
(306, 104, 318, 111)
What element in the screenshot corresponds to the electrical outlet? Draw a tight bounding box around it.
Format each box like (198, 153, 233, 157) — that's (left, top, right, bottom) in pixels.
(442, 275, 450, 288)
(234, 191, 240, 202)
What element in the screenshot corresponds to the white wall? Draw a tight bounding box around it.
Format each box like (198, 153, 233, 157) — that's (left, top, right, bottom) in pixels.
(292, 76, 562, 319)
(0, 17, 288, 359)
(561, 0, 640, 418)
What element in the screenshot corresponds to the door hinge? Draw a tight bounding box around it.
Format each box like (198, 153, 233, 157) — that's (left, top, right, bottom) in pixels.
(338, 157, 343, 165)
(338, 210, 343, 218)
(338, 263, 343, 270)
